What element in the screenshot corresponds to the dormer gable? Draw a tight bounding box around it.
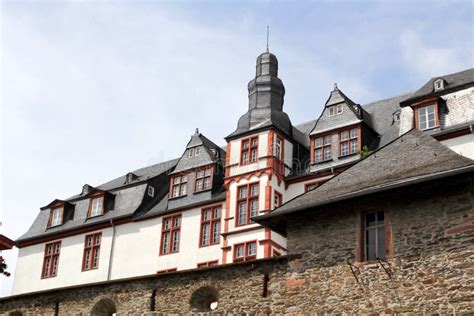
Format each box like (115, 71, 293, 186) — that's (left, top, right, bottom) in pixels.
(169, 130, 225, 199)
(42, 199, 74, 228)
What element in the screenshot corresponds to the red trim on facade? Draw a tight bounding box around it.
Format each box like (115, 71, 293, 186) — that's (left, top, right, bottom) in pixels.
(41, 241, 61, 279)
(221, 225, 263, 237)
(225, 143, 231, 178)
(159, 214, 182, 256)
(82, 232, 101, 271)
(235, 182, 260, 226)
(199, 205, 222, 248)
(259, 239, 287, 252)
(434, 128, 472, 141)
(233, 240, 257, 262)
(197, 260, 218, 268)
(156, 268, 177, 274)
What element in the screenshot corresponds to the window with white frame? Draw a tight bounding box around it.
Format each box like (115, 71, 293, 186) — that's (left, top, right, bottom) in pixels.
(89, 197, 104, 217)
(170, 175, 188, 198)
(314, 135, 332, 163)
(195, 167, 212, 192)
(417, 105, 436, 130)
(364, 211, 385, 261)
(148, 186, 155, 197)
(200, 206, 221, 247)
(160, 214, 181, 255)
(234, 241, 257, 262)
(50, 207, 63, 227)
(236, 183, 259, 226)
(274, 136, 283, 160)
(340, 128, 359, 157)
(327, 104, 343, 117)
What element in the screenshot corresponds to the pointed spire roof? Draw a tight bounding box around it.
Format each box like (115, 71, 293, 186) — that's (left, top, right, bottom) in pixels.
(255, 129, 474, 233)
(226, 51, 293, 140)
(325, 83, 357, 108)
(172, 129, 225, 173)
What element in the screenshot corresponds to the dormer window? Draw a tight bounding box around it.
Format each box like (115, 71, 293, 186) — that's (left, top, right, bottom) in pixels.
(170, 175, 188, 198)
(188, 148, 194, 158)
(195, 166, 212, 192)
(49, 207, 63, 227)
(88, 196, 104, 218)
(328, 104, 343, 117)
(434, 79, 444, 91)
(125, 172, 138, 184)
(314, 135, 332, 163)
(417, 104, 437, 130)
(148, 186, 155, 197)
(339, 128, 359, 157)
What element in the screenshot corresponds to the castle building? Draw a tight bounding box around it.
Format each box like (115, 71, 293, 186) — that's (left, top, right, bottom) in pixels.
(10, 51, 474, 295)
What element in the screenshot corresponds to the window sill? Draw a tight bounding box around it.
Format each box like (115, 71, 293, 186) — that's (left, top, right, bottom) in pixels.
(194, 188, 212, 194)
(47, 223, 64, 229)
(168, 195, 187, 200)
(81, 267, 99, 272)
(86, 213, 104, 220)
(159, 251, 180, 256)
(338, 152, 359, 159)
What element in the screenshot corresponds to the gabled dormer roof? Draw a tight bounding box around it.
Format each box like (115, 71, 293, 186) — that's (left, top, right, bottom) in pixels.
(40, 199, 73, 211)
(255, 129, 474, 234)
(401, 68, 474, 106)
(172, 129, 225, 174)
(310, 85, 373, 136)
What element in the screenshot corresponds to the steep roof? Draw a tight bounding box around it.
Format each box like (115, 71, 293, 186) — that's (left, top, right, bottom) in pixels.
(254, 129, 474, 234)
(402, 68, 474, 105)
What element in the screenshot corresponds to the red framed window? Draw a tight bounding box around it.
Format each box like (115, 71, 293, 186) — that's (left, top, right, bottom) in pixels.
(314, 135, 332, 163)
(82, 233, 101, 271)
(200, 206, 221, 247)
(48, 206, 64, 227)
(195, 166, 212, 192)
(274, 135, 283, 160)
(197, 260, 218, 268)
(339, 128, 359, 157)
(41, 241, 61, 278)
(363, 211, 386, 261)
(170, 175, 188, 198)
(233, 241, 257, 262)
(88, 195, 104, 218)
(240, 136, 259, 165)
(160, 214, 181, 255)
(273, 190, 282, 209)
(156, 268, 177, 274)
(236, 182, 259, 226)
(305, 182, 318, 192)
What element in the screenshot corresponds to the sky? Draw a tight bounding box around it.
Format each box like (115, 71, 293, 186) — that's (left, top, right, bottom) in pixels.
(0, 0, 472, 296)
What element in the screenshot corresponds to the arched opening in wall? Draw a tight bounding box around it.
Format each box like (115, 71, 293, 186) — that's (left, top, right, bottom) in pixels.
(189, 286, 219, 312)
(90, 298, 117, 316)
(9, 312, 23, 316)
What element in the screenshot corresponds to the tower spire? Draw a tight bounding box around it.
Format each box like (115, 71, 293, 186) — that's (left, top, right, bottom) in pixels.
(266, 25, 270, 52)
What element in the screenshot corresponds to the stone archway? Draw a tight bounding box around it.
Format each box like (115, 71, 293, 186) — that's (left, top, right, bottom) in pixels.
(189, 286, 219, 312)
(90, 297, 117, 316)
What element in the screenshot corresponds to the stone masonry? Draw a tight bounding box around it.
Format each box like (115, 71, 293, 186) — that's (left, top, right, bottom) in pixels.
(1, 175, 473, 315)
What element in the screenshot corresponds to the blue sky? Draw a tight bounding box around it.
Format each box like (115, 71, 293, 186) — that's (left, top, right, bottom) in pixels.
(1, 0, 472, 295)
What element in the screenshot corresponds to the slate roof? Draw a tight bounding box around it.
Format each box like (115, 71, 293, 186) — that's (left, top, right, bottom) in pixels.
(402, 68, 474, 104)
(17, 159, 179, 242)
(226, 52, 293, 140)
(254, 129, 474, 234)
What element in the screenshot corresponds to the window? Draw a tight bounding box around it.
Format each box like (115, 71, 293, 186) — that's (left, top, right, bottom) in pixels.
(42, 241, 61, 278)
(327, 104, 343, 117)
(273, 191, 282, 209)
(236, 183, 259, 226)
(49, 207, 63, 227)
(89, 196, 104, 217)
(148, 186, 155, 197)
(274, 136, 283, 160)
(434, 79, 444, 91)
(305, 182, 318, 192)
(240, 137, 258, 165)
(195, 147, 201, 155)
(160, 214, 181, 255)
(197, 260, 218, 268)
(417, 104, 436, 130)
(82, 233, 101, 271)
(188, 148, 194, 158)
(364, 211, 385, 261)
(195, 167, 212, 192)
(170, 175, 188, 198)
(233, 241, 257, 262)
(314, 135, 332, 163)
(340, 128, 358, 157)
(200, 206, 221, 247)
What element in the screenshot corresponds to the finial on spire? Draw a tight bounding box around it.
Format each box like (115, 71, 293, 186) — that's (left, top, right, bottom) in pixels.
(195, 128, 199, 135)
(334, 83, 338, 90)
(266, 25, 270, 52)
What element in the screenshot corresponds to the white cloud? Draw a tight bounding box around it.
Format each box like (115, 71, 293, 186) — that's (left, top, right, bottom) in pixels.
(400, 29, 471, 80)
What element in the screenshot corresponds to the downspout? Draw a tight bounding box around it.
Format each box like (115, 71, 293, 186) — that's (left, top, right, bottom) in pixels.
(107, 218, 116, 281)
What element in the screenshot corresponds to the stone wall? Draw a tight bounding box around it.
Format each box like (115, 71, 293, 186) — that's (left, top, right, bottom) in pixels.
(285, 175, 474, 314)
(1, 175, 473, 315)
